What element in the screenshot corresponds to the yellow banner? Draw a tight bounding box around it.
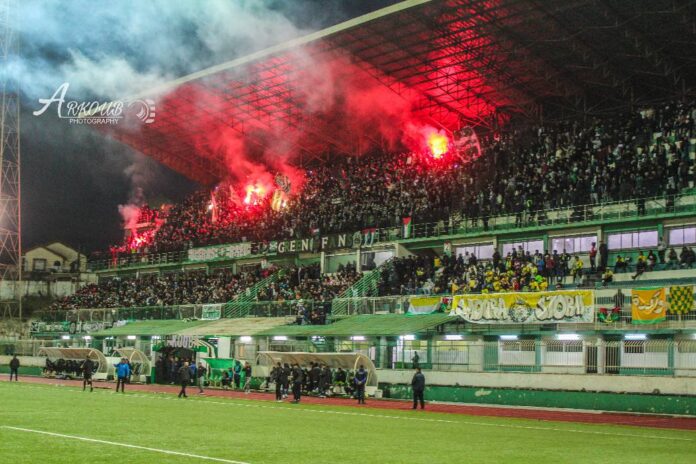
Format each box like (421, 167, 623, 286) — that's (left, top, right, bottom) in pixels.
(450, 290, 594, 324)
(631, 288, 667, 324)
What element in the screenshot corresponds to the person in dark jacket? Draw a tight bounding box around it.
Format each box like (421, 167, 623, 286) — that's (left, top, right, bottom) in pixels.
(282, 363, 291, 398)
(411, 368, 425, 410)
(81, 357, 94, 392)
(196, 362, 207, 394)
(178, 361, 190, 398)
(9, 355, 19, 381)
(354, 365, 367, 405)
(243, 362, 252, 393)
(320, 365, 333, 397)
(114, 358, 131, 393)
(272, 362, 283, 401)
(291, 363, 303, 403)
(233, 361, 242, 390)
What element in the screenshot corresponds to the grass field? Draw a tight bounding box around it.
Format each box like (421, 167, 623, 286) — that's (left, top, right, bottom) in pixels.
(0, 381, 694, 464)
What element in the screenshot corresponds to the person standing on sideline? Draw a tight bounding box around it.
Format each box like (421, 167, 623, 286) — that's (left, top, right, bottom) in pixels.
(354, 365, 367, 405)
(291, 363, 304, 403)
(81, 357, 95, 392)
(178, 361, 190, 398)
(196, 361, 207, 394)
(243, 362, 252, 394)
(411, 351, 420, 369)
(281, 363, 291, 399)
(411, 368, 425, 410)
(115, 358, 130, 393)
(9, 355, 19, 381)
(272, 362, 283, 402)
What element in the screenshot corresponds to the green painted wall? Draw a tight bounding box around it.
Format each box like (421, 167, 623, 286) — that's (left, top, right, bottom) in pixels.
(0, 366, 44, 376)
(381, 384, 696, 416)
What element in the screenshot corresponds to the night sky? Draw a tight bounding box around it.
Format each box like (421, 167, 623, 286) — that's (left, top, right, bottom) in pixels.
(19, 0, 400, 253)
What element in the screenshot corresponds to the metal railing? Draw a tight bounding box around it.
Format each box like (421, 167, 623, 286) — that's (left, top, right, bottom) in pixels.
(33, 305, 201, 324)
(88, 191, 696, 272)
(89, 250, 188, 271)
(223, 300, 320, 319)
(229, 340, 696, 377)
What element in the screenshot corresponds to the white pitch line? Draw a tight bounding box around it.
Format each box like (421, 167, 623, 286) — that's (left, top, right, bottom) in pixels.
(0, 426, 250, 464)
(3, 383, 695, 442)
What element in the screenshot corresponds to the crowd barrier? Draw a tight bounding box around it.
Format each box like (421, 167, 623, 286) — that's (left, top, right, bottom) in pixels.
(88, 192, 696, 271)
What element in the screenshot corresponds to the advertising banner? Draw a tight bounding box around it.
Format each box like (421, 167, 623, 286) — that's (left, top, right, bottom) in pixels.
(450, 290, 594, 324)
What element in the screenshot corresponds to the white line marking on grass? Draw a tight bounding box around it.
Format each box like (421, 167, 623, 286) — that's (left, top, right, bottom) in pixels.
(4, 382, 695, 442)
(0, 426, 250, 464)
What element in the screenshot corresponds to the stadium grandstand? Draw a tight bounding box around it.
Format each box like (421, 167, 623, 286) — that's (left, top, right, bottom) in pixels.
(4, 1, 696, 462)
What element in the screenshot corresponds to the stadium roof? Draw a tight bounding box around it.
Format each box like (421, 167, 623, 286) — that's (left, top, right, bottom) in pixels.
(92, 317, 293, 337)
(257, 313, 455, 337)
(106, 0, 696, 185)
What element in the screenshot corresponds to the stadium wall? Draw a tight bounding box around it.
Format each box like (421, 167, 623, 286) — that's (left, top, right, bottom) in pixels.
(382, 383, 696, 416)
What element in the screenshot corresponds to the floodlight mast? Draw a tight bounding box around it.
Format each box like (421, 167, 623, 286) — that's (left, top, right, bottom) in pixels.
(0, 0, 22, 320)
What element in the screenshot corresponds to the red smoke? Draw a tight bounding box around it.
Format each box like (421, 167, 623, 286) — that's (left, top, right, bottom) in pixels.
(152, 51, 485, 205)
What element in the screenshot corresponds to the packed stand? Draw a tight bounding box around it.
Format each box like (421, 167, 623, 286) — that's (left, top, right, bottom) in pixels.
(252, 262, 360, 324)
(112, 101, 695, 255)
(48, 266, 275, 310)
(378, 248, 595, 295)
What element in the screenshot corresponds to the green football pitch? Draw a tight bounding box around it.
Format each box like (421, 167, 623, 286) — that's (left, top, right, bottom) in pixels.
(0, 382, 694, 464)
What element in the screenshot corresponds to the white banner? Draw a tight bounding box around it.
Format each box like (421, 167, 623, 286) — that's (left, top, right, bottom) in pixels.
(201, 304, 222, 320)
(187, 243, 252, 262)
(450, 290, 595, 324)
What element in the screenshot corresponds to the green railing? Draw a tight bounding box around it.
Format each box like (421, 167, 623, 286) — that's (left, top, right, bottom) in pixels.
(89, 191, 696, 272)
(222, 272, 280, 318)
(223, 300, 319, 319)
(331, 268, 382, 316)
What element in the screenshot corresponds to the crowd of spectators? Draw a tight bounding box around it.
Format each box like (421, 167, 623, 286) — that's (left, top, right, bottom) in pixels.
(112, 101, 696, 256)
(47, 262, 360, 312)
(254, 263, 359, 303)
(48, 266, 275, 310)
(378, 250, 565, 296)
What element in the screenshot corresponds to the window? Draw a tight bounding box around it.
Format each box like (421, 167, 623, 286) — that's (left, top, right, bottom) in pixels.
(501, 240, 544, 256)
(668, 226, 696, 246)
(360, 250, 393, 271)
(623, 341, 645, 354)
(546, 341, 583, 353)
(607, 231, 658, 250)
(550, 235, 597, 254)
(32, 259, 47, 271)
(501, 340, 535, 352)
(455, 243, 494, 260)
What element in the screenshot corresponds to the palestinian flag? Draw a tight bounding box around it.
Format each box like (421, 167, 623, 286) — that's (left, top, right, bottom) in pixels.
(361, 228, 377, 247)
(402, 216, 413, 239)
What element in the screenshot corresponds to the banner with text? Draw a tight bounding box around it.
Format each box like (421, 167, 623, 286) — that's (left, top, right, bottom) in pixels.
(188, 243, 252, 262)
(631, 287, 667, 324)
(201, 304, 222, 320)
(450, 290, 595, 324)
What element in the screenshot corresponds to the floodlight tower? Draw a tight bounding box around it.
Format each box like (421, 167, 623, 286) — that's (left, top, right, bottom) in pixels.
(0, 0, 21, 320)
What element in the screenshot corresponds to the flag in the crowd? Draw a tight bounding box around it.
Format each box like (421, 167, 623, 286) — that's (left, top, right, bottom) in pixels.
(408, 296, 442, 314)
(669, 286, 693, 314)
(631, 287, 667, 324)
(209, 192, 218, 223)
(402, 217, 413, 239)
(310, 227, 320, 236)
(361, 228, 376, 247)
